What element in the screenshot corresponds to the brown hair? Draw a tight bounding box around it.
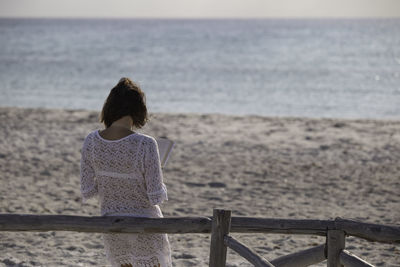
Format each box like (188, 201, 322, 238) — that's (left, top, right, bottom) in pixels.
(100, 78, 148, 128)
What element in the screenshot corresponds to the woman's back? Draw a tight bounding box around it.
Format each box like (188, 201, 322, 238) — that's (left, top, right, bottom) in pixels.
(81, 130, 167, 217)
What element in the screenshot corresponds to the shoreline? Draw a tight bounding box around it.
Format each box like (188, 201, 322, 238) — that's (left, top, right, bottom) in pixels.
(1, 105, 400, 123)
(0, 106, 399, 266)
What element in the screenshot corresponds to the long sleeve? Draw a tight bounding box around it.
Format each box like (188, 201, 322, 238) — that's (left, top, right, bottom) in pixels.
(80, 135, 98, 203)
(143, 137, 168, 206)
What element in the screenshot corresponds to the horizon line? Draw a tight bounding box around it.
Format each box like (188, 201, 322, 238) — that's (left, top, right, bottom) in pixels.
(1, 15, 400, 20)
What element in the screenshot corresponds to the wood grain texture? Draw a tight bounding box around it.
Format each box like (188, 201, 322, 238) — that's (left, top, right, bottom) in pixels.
(0, 214, 399, 244)
(334, 218, 400, 244)
(0, 214, 212, 233)
(224, 235, 275, 267)
(340, 250, 375, 267)
(270, 244, 326, 267)
(327, 230, 345, 267)
(209, 209, 231, 267)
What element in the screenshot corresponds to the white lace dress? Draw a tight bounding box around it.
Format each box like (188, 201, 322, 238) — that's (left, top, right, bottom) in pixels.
(80, 130, 172, 267)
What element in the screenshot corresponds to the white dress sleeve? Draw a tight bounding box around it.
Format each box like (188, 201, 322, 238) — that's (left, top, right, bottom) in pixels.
(80, 134, 98, 203)
(143, 137, 168, 206)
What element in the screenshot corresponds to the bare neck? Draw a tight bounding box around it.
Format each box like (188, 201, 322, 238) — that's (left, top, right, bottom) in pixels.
(99, 116, 135, 140)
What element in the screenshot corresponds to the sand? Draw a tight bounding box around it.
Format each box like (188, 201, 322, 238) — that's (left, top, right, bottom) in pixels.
(0, 107, 399, 266)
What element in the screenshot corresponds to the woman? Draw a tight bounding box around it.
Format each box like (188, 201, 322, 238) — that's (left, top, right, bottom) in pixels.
(80, 78, 172, 267)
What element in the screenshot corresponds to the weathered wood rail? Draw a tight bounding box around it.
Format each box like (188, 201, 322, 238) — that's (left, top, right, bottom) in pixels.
(0, 210, 399, 266)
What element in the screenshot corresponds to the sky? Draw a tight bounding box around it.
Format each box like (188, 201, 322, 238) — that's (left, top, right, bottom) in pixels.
(0, 0, 400, 18)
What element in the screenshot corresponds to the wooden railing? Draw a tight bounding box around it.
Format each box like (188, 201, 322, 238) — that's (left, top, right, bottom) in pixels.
(0, 210, 399, 266)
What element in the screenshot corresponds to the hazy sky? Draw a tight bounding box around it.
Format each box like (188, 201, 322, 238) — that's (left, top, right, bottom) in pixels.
(1, 0, 400, 18)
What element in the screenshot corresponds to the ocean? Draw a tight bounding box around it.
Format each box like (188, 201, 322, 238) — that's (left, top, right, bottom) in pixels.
(0, 18, 399, 119)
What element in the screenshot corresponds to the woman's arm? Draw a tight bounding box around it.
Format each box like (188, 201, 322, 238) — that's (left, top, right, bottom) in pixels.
(143, 136, 168, 206)
(80, 135, 98, 203)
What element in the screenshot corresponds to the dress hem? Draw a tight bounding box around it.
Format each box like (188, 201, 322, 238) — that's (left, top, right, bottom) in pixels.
(107, 252, 172, 267)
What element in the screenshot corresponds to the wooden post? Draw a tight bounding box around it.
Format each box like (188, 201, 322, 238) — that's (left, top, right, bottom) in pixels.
(209, 209, 232, 267)
(327, 230, 345, 267)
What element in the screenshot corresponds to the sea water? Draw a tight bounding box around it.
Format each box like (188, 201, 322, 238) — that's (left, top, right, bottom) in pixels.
(0, 18, 399, 119)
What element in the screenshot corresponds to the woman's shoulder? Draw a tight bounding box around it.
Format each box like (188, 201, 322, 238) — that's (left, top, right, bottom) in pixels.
(136, 133, 157, 145)
(83, 130, 156, 146)
(85, 130, 98, 139)
(82, 130, 99, 143)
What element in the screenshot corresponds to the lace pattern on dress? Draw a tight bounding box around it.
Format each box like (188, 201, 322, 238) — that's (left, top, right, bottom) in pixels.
(147, 184, 168, 206)
(96, 170, 139, 180)
(108, 252, 172, 267)
(80, 131, 171, 267)
(80, 134, 98, 203)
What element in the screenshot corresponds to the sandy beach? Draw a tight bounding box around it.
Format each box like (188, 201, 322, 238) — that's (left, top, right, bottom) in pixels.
(0, 106, 399, 266)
